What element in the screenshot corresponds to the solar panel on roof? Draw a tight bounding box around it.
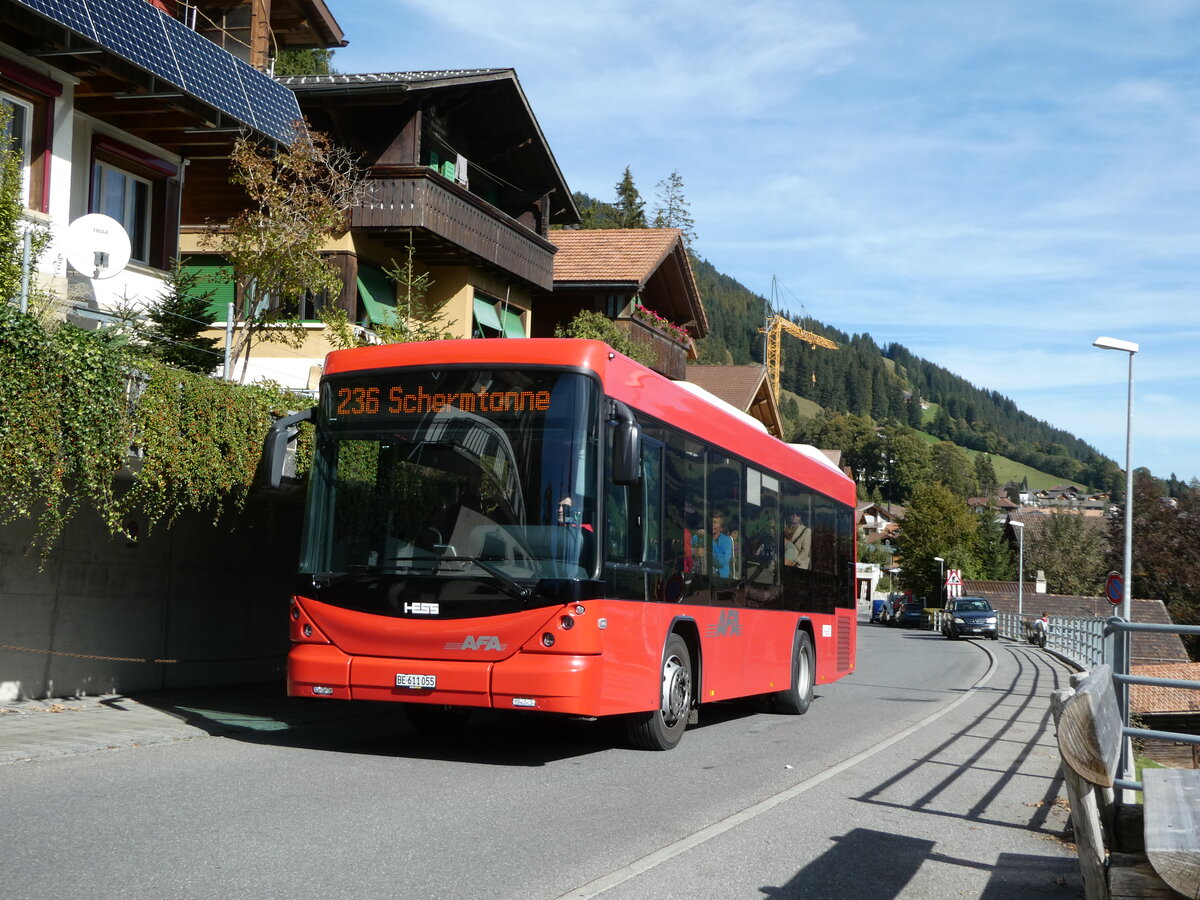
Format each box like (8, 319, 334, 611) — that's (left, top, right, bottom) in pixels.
(11, 0, 300, 144)
(166, 20, 255, 124)
(241, 68, 300, 141)
(88, 0, 180, 85)
(14, 0, 95, 38)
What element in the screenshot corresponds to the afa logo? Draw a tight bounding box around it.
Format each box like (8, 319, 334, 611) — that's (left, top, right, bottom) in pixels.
(704, 609, 741, 637)
(444, 635, 507, 651)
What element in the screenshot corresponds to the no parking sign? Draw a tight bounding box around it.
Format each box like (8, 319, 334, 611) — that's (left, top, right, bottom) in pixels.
(1105, 571, 1123, 606)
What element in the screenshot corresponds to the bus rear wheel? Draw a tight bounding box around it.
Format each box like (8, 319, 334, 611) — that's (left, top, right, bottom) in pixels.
(626, 634, 692, 751)
(772, 631, 814, 715)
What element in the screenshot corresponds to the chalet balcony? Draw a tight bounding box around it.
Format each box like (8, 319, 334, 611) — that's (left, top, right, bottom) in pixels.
(613, 316, 691, 380)
(351, 167, 556, 291)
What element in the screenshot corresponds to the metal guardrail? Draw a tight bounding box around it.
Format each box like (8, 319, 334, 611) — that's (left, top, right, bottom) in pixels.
(1101, 618, 1200, 792)
(929, 610, 1200, 790)
(929, 610, 1106, 669)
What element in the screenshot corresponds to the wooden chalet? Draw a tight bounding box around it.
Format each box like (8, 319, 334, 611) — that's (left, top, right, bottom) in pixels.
(174, 0, 347, 71)
(181, 67, 580, 387)
(543, 229, 706, 380)
(0, 0, 311, 327)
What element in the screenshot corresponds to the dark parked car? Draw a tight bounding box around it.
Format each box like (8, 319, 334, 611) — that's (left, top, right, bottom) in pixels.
(896, 601, 925, 628)
(942, 597, 998, 640)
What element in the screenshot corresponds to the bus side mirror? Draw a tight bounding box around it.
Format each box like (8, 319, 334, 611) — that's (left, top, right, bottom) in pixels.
(260, 407, 314, 488)
(612, 419, 641, 486)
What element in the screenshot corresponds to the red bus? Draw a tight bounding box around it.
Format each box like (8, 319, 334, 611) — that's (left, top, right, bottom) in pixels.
(267, 339, 857, 750)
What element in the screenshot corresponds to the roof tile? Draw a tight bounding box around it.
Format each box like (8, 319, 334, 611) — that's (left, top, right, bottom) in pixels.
(548, 229, 682, 285)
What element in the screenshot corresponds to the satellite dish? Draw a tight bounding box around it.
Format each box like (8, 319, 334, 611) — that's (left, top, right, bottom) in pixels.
(64, 214, 131, 280)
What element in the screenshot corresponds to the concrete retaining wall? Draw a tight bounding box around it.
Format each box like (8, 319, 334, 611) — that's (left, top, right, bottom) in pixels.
(0, 487, 304, 701)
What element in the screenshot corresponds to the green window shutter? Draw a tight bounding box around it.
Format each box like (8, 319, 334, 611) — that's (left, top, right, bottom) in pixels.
(500, 307, 525, 338)
(357, 263, 397, 325)
(473, 296, 502, 336)
(181, 255, 236, 321)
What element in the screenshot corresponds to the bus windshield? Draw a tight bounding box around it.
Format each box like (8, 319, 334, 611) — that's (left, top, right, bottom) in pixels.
(299, 368, 600, 595)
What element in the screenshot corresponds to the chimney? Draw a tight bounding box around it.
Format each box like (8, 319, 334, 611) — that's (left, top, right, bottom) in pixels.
(1035, 570, 1047, 594)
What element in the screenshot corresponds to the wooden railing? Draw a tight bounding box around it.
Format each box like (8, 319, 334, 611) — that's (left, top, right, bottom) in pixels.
(351, 169, 556, 290)
(612, 317, 690, 379)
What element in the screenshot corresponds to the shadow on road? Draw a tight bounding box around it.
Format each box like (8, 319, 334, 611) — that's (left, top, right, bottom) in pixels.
(124, 682, 768, 767)
(758, 828, 934, 899)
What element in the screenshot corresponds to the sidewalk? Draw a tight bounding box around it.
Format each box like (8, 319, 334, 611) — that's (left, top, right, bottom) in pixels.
(0, 683, 374, 765)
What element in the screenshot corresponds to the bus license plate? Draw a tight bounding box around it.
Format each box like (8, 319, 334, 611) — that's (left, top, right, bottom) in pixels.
(396, 673, 436, 689)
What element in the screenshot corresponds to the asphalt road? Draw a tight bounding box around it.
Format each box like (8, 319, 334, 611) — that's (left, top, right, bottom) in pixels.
(0, 621, 1082, 899)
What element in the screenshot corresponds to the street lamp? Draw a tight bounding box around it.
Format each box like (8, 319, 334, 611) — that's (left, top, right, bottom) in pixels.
(1011, 521, 1025, 623)
(1093, 335, 1138, 621)
(933, 556, 944, 603)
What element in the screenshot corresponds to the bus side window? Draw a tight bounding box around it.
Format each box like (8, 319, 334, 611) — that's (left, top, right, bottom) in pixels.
(605, 424, 636, 565)
(641, 440, 663, 565)
(707, 453, 743, 604)
(606, 482, 634, 564)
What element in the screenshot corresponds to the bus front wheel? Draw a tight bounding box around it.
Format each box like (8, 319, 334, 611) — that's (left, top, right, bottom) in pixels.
(626, 634, 692, 751)
(772, 631, 814, 715)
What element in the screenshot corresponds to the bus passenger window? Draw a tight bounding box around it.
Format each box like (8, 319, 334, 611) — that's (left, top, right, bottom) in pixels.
(744, 467, 779, 587)
(783, 510, 812, 570)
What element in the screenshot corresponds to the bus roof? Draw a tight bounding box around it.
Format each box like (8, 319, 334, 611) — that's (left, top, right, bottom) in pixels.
(322, 339, 856, 505)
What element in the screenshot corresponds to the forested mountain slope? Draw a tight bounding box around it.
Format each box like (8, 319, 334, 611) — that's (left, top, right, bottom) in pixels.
(561, 183, 1121, 494)
(687, 255, 1123, 494)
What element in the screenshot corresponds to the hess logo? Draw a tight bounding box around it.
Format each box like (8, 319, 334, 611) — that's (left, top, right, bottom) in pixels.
(404, 602, 439, 615)
(445, 635, 507, 651)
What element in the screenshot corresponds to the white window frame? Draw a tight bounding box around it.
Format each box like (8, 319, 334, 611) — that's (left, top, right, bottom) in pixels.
(91, 160, 152, 264)
(1, 92, 33, 207)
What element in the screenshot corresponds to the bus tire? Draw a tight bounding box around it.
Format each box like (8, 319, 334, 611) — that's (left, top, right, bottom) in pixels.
(626, 633, 692, 751)
(772, 631, 814, 715)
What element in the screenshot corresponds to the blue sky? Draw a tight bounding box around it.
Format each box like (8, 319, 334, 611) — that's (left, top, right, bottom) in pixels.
(329, 0, 1200, 483)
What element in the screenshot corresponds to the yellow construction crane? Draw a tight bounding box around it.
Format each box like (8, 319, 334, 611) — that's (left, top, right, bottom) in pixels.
(760, 314, 838, 402)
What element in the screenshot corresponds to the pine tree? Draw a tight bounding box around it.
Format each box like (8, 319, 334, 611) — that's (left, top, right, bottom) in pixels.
(140, 259, 221, 373)
(974, 512, 1015, 580)
(651, 170, 696, 246)
(613, 166, 646, 228)
(973, 453, 998, 497)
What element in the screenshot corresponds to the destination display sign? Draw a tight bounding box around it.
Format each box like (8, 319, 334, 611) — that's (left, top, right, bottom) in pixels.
(323, 370, 575, 426)
(335, 384, 551, 417)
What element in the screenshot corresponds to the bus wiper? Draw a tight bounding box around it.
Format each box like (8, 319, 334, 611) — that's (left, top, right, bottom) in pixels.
(455, 557, 536, 601)
(313, 560, 434, 588)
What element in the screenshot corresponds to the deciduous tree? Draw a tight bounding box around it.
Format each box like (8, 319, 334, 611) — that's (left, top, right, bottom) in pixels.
(1027, 512, 1108, 597)
(931, 440, 979, 499)
(894, 482, 979, 602)
(206, 123, 362, 382)
(1111, 473, 1200, 646)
